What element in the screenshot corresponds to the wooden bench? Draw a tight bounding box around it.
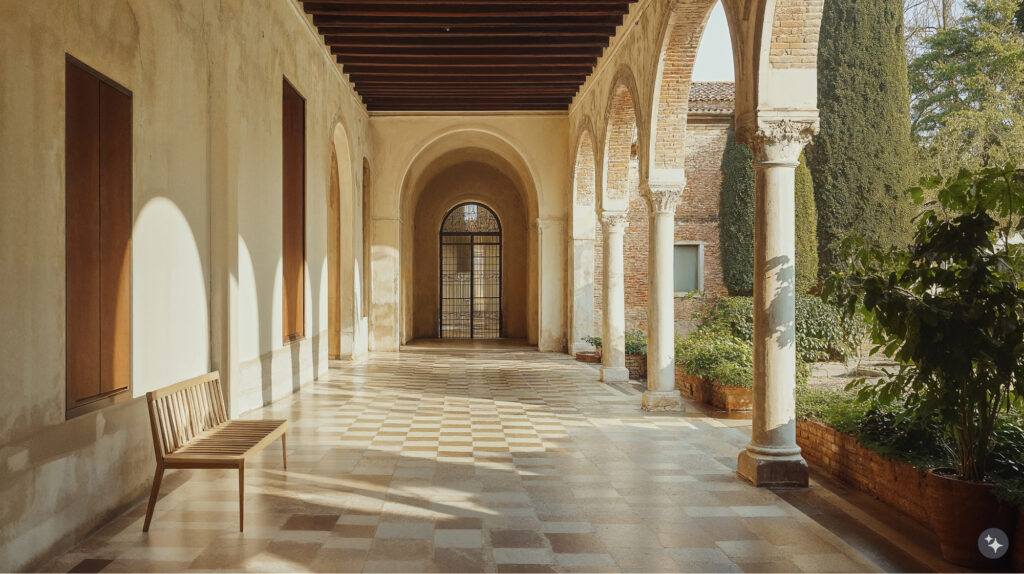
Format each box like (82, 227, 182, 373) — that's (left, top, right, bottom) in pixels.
(143, 371, 287, 532)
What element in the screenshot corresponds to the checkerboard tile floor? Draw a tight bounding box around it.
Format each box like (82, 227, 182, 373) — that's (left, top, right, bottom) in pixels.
(44, 348, 880, 573)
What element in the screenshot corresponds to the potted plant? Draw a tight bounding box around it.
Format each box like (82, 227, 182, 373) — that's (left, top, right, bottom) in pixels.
(577, 335, 603, 363)
(824, 166, 1024, 568)
(624, 329, 648, 379)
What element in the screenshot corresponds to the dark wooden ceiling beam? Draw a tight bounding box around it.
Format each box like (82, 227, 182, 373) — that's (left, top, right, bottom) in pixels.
(336, 55, 598, 67)
(343, 64, 594, 75)
(317, 26, 618, 37)
(304, 4, 631, 17)
(313, 15, 624, 27)
(332, 46, 605, 57)
(324, 35, 610, 47)
(349, 74, 587, 83)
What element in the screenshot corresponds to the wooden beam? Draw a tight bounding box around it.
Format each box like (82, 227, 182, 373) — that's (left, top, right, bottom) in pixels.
(324, 35, 611, 47)
(343, 64, 593, 75)
(313, 15, 625, 28)
(336, 54, 598, 67)
(331, 46, 606, 57)
(304, 4, 631, 17)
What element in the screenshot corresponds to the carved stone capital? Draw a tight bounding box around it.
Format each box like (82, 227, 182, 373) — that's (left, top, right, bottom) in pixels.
(599, 211, 629, 234)
(639, 181, 685, 214)
(750, 119, 819, 166)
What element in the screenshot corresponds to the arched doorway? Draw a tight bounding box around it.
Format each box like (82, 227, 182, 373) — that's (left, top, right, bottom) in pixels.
(438, 202, 502, 339)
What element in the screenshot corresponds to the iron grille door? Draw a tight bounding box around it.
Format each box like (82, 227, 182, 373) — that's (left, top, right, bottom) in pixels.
(439, 203, 502, 338)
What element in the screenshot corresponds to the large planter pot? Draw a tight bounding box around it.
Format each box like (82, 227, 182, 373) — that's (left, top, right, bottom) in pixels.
(926, 469, 1016, 569)
(1014, 505, 1024, 572)
(575, 351, 601, 364)
(711, 383, 752, 411)
(625, 353, 647, 380)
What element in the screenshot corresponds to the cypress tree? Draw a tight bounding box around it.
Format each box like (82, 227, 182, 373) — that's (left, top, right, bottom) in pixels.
(807, 0, 916, 272)
(795, 153, 819, 293)
(719, 131, 755, 295)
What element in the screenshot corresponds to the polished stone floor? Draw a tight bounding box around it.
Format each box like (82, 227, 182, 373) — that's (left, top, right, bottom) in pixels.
(45, 347, 882, 573)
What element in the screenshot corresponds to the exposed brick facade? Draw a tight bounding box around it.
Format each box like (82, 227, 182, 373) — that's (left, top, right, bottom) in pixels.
(770, 0, 824, 68)
(615, 83, 734, 334)
(797, 419, 930, 526)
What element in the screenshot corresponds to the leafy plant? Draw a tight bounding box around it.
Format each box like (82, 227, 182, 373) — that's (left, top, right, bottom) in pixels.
(581, 335, 602, 349)
(697, 295, 863, 362)
(823, 165, 1024, 482)
(675, 329, 809, 390)
(624, 330, 647, 356)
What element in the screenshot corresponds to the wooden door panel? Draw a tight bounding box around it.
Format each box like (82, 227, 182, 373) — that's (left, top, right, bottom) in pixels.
(99, 83, 132, 394)
(65, 61, 102, 404)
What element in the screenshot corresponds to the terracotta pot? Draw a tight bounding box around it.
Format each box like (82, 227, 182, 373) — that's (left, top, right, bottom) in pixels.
(1014, 505, 1023, 572)
(926, 469, 1016, 569)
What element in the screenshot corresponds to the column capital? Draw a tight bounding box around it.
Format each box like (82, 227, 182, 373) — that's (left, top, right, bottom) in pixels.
(750, 118, 819, 166)
(639, 181, 685, 214)
(599, 211, 629, 233)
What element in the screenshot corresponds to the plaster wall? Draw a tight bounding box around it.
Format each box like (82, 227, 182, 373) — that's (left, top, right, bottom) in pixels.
(0, 1, 369, 570)
(411, 163, 529, 340)
(367, 115, 570, 352)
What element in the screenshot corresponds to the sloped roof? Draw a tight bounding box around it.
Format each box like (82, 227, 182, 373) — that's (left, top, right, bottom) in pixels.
(688, 82, 734, 115)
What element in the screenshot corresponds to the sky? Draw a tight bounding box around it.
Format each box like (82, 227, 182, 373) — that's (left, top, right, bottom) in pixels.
(692, 2, 736, 83)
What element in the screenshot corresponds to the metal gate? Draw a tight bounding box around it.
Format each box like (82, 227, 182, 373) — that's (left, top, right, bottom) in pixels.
(439, 203, 502, 338)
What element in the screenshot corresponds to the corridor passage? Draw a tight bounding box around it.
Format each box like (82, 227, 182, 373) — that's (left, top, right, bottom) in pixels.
(45, 349, 879, 573)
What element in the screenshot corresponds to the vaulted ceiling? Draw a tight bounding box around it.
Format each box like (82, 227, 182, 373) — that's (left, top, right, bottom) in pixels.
(300, 1, 634, 112)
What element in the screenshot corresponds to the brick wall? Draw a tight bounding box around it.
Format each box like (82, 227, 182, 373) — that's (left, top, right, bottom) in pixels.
(770, 0, 824, 68)
(620, 117, 731, 333)
(797, 419, 931, 526)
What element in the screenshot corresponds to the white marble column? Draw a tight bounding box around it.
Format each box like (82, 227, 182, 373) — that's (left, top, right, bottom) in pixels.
(599, 211, 629, 382)
(570, 236, 596, 355)
(640, 182, 684, 411)
(737, 118, 817, 487)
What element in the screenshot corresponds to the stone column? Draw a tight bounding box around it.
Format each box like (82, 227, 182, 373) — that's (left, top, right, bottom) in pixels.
(599, 211, 629, 382)
(640, 181, 684, 411)
(570, 235, 596, 355)
(737, 119, 817, 487)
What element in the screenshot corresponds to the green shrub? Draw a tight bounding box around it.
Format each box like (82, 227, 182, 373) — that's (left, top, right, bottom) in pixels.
(581, 335, 602, 348)
(697, 295, 863, 362)
(624, 329, 647, 356)
(719, 131, 756, 295)
(795, 154, 820, 293)
(809, 0, 916, 272)
(675, 329, 809, 390)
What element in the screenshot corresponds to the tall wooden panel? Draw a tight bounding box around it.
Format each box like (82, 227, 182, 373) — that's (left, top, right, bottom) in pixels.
(98, 82, 132, 394)
(66, 61, 102, 404)
(282, 80, 306, 341)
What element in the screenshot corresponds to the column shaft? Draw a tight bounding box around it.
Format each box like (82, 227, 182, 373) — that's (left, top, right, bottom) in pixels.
(737, 118, 816, 487)
(640, 182, 684, 410)
(600, 212, 629, 382)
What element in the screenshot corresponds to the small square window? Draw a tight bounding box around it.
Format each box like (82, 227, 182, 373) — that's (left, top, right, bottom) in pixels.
(674, 244, 702, 294)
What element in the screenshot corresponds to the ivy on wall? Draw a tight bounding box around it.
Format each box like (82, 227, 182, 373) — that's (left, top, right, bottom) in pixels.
(719, 131, 819, 295)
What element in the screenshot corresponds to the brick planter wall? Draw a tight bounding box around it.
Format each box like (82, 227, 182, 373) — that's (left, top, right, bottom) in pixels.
(674, 366, 751, 411)
(796, 419, 930, 526)
(625, 353, 647, 380)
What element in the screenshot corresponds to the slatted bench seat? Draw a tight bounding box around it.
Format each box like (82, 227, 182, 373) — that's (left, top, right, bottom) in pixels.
(143, 371, 287, 532)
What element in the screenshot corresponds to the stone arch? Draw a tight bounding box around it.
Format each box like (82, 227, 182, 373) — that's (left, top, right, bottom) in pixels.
(398, 128, 541, 345)
(601, 76, 643, 212)
(568, 126, 599, 353)
(649, 0, 721, 181)
(327, 122, 357, 359)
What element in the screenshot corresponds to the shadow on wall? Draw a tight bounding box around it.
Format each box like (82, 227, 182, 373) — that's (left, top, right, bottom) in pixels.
(132, 196, 209, 395)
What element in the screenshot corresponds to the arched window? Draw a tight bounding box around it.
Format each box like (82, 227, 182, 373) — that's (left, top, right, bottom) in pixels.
(439, 203, 502, 338)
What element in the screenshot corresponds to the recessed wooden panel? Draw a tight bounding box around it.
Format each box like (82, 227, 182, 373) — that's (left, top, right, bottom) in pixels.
(282, 80, 306, 341)
(98, 82, 132, 394)
(66, 60, 102, 405)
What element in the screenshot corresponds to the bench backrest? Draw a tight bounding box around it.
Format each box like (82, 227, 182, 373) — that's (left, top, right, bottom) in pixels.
(146, 371, 228, 459)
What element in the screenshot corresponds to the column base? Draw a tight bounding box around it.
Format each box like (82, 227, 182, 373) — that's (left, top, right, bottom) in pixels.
(737, 448, 808, 487)
(600, 366, 629, 382)
(641, 390, 682, 411)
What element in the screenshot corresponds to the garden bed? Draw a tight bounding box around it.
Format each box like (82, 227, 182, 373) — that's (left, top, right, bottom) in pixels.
(675, 366, 751, 411)
(796, 418, 930, 526)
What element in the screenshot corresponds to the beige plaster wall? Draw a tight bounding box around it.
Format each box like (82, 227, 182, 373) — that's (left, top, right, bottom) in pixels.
(0, 1, 369, 570)
(411, 162, 529, 340)
(367, 115, 570, 352)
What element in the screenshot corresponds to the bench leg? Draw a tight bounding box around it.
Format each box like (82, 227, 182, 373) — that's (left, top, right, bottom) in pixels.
(142, 463, 164, 532)
(238, 462, 245, 532)
(282, 433, 287, 470)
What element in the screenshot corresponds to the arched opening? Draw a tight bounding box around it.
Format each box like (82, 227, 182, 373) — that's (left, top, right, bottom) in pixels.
(328, 123, 355, 359)
(438, 202, 503, 339)
(569, 128, 598, 353)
